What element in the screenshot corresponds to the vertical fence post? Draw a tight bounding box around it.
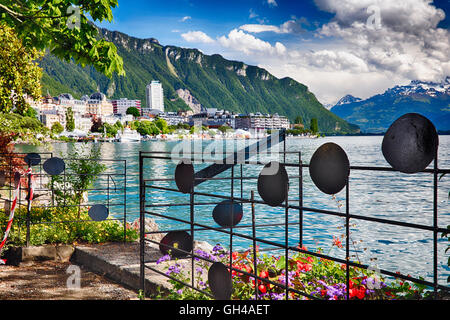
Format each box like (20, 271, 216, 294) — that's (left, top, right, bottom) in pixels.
(139, 151, 145, 296)
(251, 190, 258, 300)
(285, 180, 289, 300)
(229, 166, 234, 283)
(25, 170, 31, 247)
(124, 160, 127, 243)
(190, 185, 195, 289)
(345, 181, 350, 300)
(433, 153, 438, 299)
(298, 152, 303, 247)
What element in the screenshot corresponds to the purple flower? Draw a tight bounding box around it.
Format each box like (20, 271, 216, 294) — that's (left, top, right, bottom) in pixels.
(195, 266, 203, 274)
(166, 263, 182, 275)
(156, 254, 171, 264)
(194, 249, 217, 262)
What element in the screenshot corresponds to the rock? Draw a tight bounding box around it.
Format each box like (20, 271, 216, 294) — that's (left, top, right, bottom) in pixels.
(4, 244, 75, 264)
(131, 217, 164, 244)
(194, 240, 214, 253)
(55, 245, 75, 262)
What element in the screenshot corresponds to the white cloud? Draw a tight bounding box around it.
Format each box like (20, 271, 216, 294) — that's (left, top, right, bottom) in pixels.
(180, 16, 191, 22)
(181, 0, 449, 105)
(256, 0, 449, 104)
(181, 30, 215, 44)
(218, 29, 287, 56)
(239, 24, 281, 33)
(314, 0, 450, 83)
(267, 0, 278, 7)
(240, 17, 308, 34)
(249, 8, 258, 19)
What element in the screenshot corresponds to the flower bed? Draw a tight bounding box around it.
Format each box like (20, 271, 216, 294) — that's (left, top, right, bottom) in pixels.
(156, 241, 433, 300)
(0, 206, 139, 248)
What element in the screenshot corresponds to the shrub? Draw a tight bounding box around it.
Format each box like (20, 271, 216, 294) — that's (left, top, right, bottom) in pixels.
(0, 206, 138, 247)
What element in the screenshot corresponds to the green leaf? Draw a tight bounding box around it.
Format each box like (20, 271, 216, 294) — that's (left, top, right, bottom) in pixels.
(275, 256, 286, 270)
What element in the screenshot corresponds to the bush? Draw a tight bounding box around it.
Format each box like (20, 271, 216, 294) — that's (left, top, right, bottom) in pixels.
(0, 206, 138, 247)
(51, 122, 64, 134)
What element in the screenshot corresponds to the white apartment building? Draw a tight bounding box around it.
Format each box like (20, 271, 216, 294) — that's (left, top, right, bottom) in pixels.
(146, 80, 164, 112)
(111, 98, 141, 115)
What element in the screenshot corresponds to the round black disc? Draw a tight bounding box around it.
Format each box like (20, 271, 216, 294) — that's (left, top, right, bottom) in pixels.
(88, 204, 109, 221)
(159, 231, 193, 258)
(43, 157, 66, 175)
(24, 153, 41, 166)
(208, 262, 232, 300)
(309, 142, 350, 195)
(382, 113, 438, 174)
(257, 161, 289, 207)
(174, 161, 194, 193)
(212, 200, 243, 228)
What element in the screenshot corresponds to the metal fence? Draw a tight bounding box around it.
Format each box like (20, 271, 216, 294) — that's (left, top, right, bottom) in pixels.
(138, 145, 450, 300)
(0, 152, 128, 246)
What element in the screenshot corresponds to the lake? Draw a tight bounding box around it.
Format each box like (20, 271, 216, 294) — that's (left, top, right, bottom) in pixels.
(16, 135, 450, 285)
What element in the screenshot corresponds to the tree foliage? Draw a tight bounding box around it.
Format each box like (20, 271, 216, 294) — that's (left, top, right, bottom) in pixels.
(65, 106, 75, 131)
(126, 106, 140, 118)
(90, 116, 103, 132)
(0, 112, 49, 144)
(0, 22, 42, 114)
(49, 144, 106, 218)
(0, 0, 124, 78)
(310, 118, 319, 133)
(131, 120, 160, 136)
(51, 121, 64, 134)
(154, 118, 168, 134)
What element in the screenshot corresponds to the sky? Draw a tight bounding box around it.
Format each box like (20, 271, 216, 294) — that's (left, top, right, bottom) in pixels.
(96, 0, 450, 105)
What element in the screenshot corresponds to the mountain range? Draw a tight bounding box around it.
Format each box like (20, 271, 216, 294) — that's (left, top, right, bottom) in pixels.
(39, 27, 359, 134)
(331, 78, 450, 133)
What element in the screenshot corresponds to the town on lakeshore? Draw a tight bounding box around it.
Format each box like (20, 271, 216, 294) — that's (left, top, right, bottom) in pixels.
(26, 80, 316, 143)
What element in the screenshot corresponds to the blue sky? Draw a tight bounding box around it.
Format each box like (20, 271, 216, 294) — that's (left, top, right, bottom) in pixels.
(96, 0, 450, 104)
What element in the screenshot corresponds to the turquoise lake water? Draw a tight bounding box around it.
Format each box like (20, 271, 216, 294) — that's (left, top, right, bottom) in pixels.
(17, 136, 450, 285)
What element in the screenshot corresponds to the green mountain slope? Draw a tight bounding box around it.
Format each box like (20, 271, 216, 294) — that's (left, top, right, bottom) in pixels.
(40, 28, 359, 134)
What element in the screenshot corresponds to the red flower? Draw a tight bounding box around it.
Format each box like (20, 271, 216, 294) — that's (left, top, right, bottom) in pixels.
(332, 236, 343, 248)
(356, 287, 366, 299)
(259, 270, 269, 279)
(320, 289, 327, 296)
(258, 284, 267, 294)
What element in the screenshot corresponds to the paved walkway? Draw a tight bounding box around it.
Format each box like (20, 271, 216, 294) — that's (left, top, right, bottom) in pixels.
(72, 242, 172, 297)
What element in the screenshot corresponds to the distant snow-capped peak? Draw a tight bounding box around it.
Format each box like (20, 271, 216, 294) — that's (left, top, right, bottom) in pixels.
(335, 94, 362, 106)
(387, 77, 449, 97)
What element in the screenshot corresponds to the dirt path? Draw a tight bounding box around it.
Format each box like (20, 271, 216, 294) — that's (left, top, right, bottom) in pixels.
(0, 261, 139, 300)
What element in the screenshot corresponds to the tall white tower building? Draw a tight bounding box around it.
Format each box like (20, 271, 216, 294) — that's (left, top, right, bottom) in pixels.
(146, 80, 164, 112)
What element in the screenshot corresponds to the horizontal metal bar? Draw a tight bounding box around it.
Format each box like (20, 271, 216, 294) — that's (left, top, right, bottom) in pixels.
(17, 218, 124, 225)
(144, 185, 449, 234)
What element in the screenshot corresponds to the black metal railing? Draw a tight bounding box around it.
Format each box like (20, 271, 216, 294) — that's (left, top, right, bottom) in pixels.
(139, 149, 450, 300)
(0, 152, 128, 246)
